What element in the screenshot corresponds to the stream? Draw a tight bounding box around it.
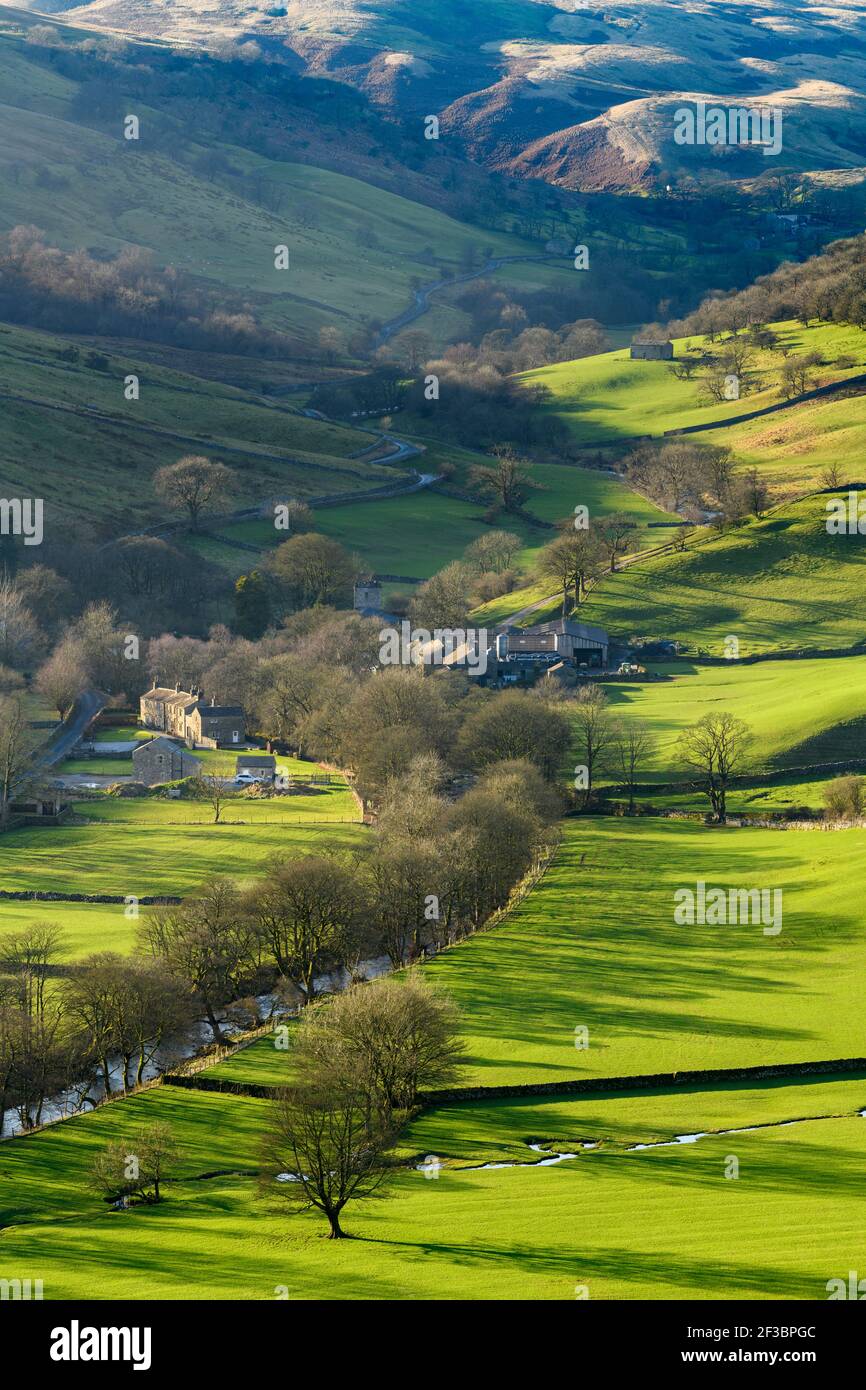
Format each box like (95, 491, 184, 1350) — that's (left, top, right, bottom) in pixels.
(1, 953, 392, 1139)
(419, 1109, 866, 1175)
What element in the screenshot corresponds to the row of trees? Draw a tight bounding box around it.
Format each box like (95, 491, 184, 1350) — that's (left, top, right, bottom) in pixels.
(142, 752, 560, 1039)
(0, 227, 289, 354)
(670, 232, 866, 341)
(0, 926, 193, 1133)
(1, 750, 555, 1130)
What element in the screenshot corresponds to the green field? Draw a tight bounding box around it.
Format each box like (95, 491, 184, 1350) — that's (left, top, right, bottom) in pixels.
(216, 460, 675, 582)
(418, 818, 866, 1086)
(0, 899, 144, 963)
(0, 784, 362, 908)
(2, 1076, 864, 1299)
(601, 656, 866, 778)
(521, 321, 866, 449)
(637, 774, 833, 816)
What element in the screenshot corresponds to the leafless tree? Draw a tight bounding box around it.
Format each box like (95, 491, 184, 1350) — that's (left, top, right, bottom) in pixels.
(678, 712, 752, 823)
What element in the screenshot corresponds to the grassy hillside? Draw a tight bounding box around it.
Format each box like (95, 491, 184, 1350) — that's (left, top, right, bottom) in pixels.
(521, 321, 866, 449)
(704, 391, 866, 502)
(563, 492, 866, 655)
(601, 656, 866, 779)
(0, 321, 391, 531)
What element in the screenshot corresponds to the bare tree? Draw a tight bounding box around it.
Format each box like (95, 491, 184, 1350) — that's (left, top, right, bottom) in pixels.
(291, 974, 465, 1119)
(262, 1081, 397, 1238)
(92, 1123, 179, 1206)
(0, 693, 38, 824)
(678, 712, 752, 823)
(469, 446, 537, 514)
(613, 720, 655, 814)
(572, 687, 616, 808)
(598, 513, 636, 572)
(249, 856, 360, 1005)
(141, 879, 257, 1043)
(36, 646, 88, 720)
(192, 771, 230, 824)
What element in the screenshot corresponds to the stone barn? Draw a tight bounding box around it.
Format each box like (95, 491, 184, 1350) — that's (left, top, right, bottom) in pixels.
(630, 341, 674, 361)
(133, 737, 201, 786)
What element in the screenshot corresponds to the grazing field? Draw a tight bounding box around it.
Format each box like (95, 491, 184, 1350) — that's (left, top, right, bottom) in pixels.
(520, 321, 866, 449)
(0, 900, 144, 963)
(2, 1079, 863, 1299)
(214, 459, 675, 583)
(419, 819, 866, 1086)
(601, 656, 866, 777)
(0, 785, 363, 905)
(560, 492, 866, 654)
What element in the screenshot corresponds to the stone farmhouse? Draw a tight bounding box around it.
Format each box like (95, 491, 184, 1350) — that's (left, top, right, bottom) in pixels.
(133, 736, 201, 786)
(139, 682, 246, 748)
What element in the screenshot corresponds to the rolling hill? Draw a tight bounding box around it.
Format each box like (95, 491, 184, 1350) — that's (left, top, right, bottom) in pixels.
(37, 0, 866, 194)
(0, 320, 397, 533)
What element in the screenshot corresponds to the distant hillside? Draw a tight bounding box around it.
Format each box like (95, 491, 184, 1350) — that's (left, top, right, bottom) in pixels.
(39, 0, 866, 193)
(0, 9, 570, 353)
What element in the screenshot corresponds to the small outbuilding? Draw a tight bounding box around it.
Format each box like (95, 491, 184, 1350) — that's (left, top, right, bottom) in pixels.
(133, 736, 201, 786)
(630, 341, 674, 361)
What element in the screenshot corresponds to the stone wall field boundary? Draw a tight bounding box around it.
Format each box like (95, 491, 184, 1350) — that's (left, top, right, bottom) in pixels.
(417, 1056, 866, 1107)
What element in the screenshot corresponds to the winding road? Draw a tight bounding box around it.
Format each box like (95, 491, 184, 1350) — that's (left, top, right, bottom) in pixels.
(376, 253, 571, 343)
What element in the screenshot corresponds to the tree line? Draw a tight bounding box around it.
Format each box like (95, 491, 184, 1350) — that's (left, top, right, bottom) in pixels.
(0, 753, 558, 1133)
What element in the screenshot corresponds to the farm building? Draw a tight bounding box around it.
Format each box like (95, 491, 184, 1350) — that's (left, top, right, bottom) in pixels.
(133, 737, 201, 786)
(494, 618, 609, 672)
(186, 700, 245, 749)
(630, 341, 674, 361)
